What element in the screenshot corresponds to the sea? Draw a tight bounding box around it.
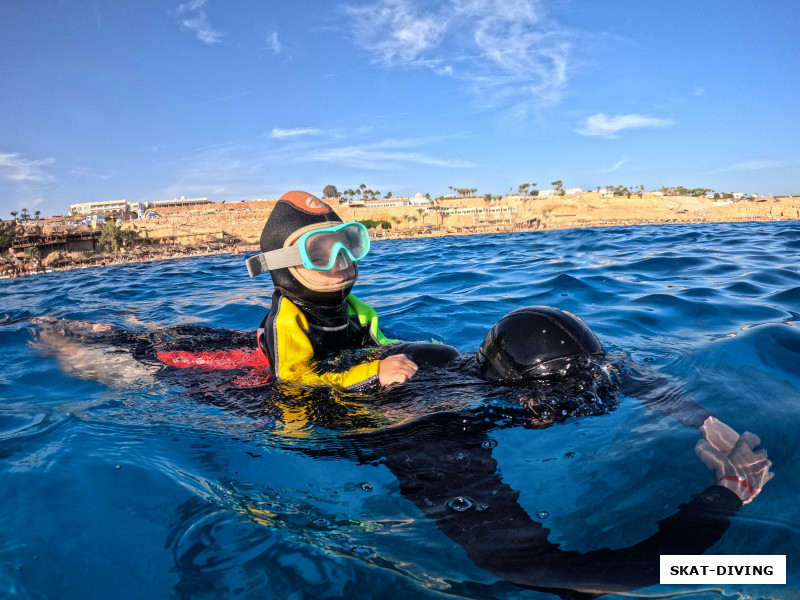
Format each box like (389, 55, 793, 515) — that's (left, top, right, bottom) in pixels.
(1, 221, 798, 599)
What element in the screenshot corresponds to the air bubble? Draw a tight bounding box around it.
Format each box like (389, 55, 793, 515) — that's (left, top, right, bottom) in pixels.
(351, 546, 374, 557)
(481, 439, 497, 449)
(476, 504, 489, 512)
(359, 482, 374, 492)
(447, 497, 474, 512)
(537, 511, 549, 519)
(312, 518, 329, 527)
(456, 452, 466, 461)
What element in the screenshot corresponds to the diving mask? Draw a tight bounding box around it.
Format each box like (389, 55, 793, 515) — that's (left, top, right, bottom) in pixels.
(247, 221, 370, 277)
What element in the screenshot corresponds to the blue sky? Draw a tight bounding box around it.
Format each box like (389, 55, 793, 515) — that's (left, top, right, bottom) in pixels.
(2, 0, 799, 218)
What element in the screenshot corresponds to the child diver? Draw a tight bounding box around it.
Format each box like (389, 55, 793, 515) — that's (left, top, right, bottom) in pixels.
(246, 190, 459, 392)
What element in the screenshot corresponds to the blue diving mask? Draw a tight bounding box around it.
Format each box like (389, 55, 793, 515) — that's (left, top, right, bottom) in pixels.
(246, 221, 370, 277)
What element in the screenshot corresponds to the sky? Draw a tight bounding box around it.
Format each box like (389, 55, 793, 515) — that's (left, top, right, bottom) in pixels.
(2, 0, 799, 218)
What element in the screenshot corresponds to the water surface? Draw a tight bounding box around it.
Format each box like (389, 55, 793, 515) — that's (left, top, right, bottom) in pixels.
(2, 222, 798, 599)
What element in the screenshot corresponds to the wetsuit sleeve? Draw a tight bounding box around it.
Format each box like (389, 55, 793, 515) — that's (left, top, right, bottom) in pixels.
(619, 363, 712, 429)
(347, 294, 402, 345)
(361, 412, 740, 598)
(270, 296, 381, 391)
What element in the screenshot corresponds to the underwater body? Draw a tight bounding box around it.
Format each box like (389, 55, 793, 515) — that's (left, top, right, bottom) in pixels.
(2, 221, 798, 599)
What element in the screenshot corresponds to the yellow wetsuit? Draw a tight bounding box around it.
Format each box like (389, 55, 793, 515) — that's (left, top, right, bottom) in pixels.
(258, 292, 399, 392)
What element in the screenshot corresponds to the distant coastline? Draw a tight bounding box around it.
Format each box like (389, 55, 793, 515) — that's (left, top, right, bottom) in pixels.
(4, 192, 799, 279)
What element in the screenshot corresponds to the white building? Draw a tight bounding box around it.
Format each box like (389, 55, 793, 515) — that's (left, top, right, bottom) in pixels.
(70, 199, 129, 215)
(408, 194, 433, 206)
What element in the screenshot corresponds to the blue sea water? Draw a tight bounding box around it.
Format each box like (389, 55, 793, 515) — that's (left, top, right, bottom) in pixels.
(1, 221, 799, 599)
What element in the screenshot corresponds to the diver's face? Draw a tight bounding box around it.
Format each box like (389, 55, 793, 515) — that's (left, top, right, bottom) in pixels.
(293, 253, 357, 289)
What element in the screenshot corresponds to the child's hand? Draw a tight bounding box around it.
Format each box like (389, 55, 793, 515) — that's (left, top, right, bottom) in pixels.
(378, 354, 418, 386)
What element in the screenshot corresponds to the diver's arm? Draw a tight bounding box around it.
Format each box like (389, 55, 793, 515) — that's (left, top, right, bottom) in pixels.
(618, 362, 712, 428)
(367, 411, 744, 598)
(617, 361, 775, 488)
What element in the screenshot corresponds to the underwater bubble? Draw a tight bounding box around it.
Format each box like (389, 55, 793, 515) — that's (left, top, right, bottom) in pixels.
(329, 533, 349, 543)
(424, 498, 434, 507)
(312, 518, 329, 527)
(537, 511, 549, 519)
(447, 497, 474, 512)
(476, 504, 489, 512)
(643, 356, 655, 363)
(565, 451, 575, 458)
(481, 439, 497, 449)
(456, 452, 466, 461)
(359, 482, 374, 492)
(351, 546, 374, 558)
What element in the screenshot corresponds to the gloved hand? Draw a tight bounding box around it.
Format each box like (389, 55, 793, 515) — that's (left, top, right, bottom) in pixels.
(695, 421, 774, 504)
(699, 416, 740, 455)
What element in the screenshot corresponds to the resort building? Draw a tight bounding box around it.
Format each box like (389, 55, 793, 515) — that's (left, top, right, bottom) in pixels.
(441, 205, 516, 223)
(152, 196, 212, 209)
(70, 199, 129, 215)
(362, 195, 432, 209)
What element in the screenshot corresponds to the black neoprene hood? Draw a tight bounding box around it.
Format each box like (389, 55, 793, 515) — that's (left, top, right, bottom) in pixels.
(259, 191, 357, 306)
(478, 306, 605, 382)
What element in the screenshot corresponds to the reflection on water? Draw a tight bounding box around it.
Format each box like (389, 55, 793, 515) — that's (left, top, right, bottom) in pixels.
(2, 222, 799, 598)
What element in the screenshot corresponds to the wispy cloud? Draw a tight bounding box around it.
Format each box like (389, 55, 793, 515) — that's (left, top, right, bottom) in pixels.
(265, 30, 282, 55)
(175, 0, 222, 44)
(0, 152, 54, 183)
(307, 140, 475, 170)
(576, 113, 673, 138)
(714, 159, 786, 173)
(344, 0, 572, 107)
(268, 127, 323, 139)
(601, 156, 628, 173)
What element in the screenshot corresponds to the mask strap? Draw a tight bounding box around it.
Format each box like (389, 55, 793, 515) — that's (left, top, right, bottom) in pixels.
(245, 246, 303, 277)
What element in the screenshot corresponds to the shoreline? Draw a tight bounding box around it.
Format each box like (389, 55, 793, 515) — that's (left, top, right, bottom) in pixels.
(3, 215, 796, 280)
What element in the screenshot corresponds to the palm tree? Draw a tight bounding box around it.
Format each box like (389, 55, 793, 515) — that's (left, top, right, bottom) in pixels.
(416, 207, 426, 226)
(408, 215, 418, 230)
(392, 216, 402, 229)
(551, 180, 563, 194)
(20, 208, 29, 220)
(34, 210, 41, 220)
(429, 205, 443, 227)
(10, 210, 18, 220)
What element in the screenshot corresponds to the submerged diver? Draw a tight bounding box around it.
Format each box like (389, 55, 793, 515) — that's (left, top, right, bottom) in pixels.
(245, 190, 459, 391)
(350, 305, 773, 597)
